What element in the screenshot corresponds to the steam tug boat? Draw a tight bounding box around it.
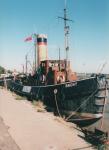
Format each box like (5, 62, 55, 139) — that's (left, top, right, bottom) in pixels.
(8, 33, 107, 127)
(7, 3, 108, 127)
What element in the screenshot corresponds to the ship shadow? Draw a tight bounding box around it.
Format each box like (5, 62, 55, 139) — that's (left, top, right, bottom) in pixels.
(77, 127, 109, 150)
(71, 145, 95, 150)
(77, 134, 96, 149)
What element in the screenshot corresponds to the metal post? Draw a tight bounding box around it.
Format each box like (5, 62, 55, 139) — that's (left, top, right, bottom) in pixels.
(25, 54, 28, 74)
(22, 64, 24, 74)
(34, 34, 37, 73)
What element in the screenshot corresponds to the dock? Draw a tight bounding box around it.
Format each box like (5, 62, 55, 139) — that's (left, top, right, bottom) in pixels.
(0, 88, 96, 150)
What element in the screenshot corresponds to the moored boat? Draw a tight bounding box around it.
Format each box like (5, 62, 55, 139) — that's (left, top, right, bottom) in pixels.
(3, 1, 108, 127)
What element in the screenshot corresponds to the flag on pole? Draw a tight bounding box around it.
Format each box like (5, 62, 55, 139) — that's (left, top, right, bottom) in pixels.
(24, 36, 32, 42)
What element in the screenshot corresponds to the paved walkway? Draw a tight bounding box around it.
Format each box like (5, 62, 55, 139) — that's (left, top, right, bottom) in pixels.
(0, 88, 95, 150)
(0, 116, 20, 150)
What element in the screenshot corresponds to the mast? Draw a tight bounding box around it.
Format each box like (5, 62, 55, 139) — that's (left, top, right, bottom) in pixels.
(34, 33, 37, 73)
(58, 0, 73, 81)
(59, 47, 61, 71)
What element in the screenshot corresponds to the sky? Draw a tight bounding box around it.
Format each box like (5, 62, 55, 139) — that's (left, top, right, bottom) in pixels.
(0, 0, 109, 73)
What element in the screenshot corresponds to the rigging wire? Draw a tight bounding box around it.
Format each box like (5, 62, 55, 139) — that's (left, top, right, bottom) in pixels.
(97, 61, 107, 74)
(65, 89, 98, 121)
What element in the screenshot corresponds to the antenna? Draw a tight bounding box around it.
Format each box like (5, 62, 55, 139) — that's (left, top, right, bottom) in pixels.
(58, 0, 73, 81)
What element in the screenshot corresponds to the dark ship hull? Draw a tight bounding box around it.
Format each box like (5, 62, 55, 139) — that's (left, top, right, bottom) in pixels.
(6, 75, 106, 127)
(67, 113, 102, 127)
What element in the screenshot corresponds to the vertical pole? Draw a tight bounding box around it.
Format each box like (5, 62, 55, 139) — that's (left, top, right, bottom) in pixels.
(33, 61, 34, 74)
(100, 80, 108, 129)
(4, 77, 7, 89)
(22, 64, 24, 74)
(34, 42, 36, 73)
(58, 0, 72, 80)
(34, 34, 37, 73)
(59, 48, 61, 71)
(4, 69, 7, 89)
(25, 54, 28, 74)
(64, 2, 69, 81)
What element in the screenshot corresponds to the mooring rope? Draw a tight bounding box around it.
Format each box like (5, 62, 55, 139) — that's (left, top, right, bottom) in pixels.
(53, 87, 98, 122)
(54, 89, 63, 119)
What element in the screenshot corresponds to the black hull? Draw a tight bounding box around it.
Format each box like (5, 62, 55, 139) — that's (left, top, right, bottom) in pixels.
(1, 76, 106, 127)
(67, 114, 102, 127)
(42, 77, 98, 112)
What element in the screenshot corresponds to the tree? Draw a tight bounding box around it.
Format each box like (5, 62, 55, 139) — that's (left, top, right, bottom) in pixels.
(7, 70, 12, 74)
(0, 66, 5, 74)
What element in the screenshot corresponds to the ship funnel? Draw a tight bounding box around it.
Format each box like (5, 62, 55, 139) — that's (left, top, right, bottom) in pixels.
(37, 34, 48, 67)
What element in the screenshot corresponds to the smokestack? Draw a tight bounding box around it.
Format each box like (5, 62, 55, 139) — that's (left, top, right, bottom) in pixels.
(37, 34, 48, 67)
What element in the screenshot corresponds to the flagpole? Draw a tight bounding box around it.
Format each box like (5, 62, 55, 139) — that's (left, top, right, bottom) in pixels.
(24, 34, 37, 73)
(34, 34, 37, 73)
(25, 54, 28, 74)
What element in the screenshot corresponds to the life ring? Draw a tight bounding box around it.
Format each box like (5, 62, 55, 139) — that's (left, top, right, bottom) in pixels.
(57, 74, 65, 83)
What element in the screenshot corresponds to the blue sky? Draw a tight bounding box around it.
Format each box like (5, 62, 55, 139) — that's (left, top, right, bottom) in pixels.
(0, 0, 109, 73)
